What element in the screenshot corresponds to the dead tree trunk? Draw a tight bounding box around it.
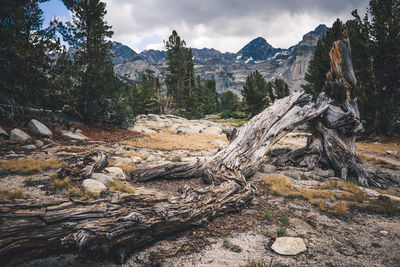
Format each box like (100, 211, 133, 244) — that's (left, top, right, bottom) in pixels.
(0, 38, 397, 265)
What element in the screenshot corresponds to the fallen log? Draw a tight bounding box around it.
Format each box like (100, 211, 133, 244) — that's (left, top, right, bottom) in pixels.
(0, 37, 397, 265)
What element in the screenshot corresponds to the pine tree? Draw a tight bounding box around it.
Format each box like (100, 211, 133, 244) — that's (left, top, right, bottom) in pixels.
(241, 70, 269, 117)
(369, 0, 400, 135)
(59, 0, 117, 123)
(0, 0, 59, 109)
(220, 91, 239, 113)
(270, 78, 290, 100)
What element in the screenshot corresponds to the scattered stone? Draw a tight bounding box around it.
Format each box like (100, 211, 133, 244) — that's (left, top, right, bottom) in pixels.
(34, 140, 44, 148)
(271, 237, 307, 256)
(129, 125, 157, 134)
(202, 126, 222, 135)
(10, 128, 31, 141)
(61, 129, 88, 140)
(379, 230, 389, 236)
(28, 119, 53, 138)
(314, 168, 335, 178)
(260, 164, 276, 173)
(386, 149, 398, 156)
(146, 155, 159, 162)
(22, 144, 36, 150)
(82, 179, 107, 194)
(269, 146, 293, 157)
(90, 173, 114, 184)
(0, 126, 8, 139)
(104, 167, 127, 180)
(4, 153, 25, 159)
(213, 139, 227, 147)
(289, 218, 315, 236)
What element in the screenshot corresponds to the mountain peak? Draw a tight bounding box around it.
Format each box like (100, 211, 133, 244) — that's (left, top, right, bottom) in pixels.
(312, 24, 328, 37)
(237, 36, 276, 62)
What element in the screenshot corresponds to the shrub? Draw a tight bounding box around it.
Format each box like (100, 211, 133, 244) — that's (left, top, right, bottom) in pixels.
(277, 227, 286, 237)
(171, 156, 182, 162)
(264, 209, 274, 220)
(0, 159, 66, 175)
(280, 213, 290, 224)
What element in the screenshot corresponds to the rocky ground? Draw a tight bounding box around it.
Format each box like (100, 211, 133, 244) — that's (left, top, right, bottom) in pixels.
(1, 114, 399, 267)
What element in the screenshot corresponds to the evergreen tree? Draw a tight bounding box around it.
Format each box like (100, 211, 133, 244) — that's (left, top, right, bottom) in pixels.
(369, 0, 400, 135)
(0, 0, 59, 109)
(270, 78, 290, 100)
(59, 0, 117, 123)
(130, 69, 160, 115)
(302, 19, 344, 98)
(220, 91, 239, 113)
(241, 70, 269, 117)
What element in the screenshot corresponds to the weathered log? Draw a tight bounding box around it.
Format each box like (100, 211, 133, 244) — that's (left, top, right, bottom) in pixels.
(0, 181, 253, 265)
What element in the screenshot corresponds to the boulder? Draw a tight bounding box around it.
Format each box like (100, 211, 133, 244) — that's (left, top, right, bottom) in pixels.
(34, 140, 45, 148)
(22, 144, 36, 150)
(386, 149, 398, 156)
(90, 173, 114, 184)
(82, 179, 107, 194)
(269, 146, 292, 157)
(10, 128, 31, 141)
(61, 129, 88, 140)
(314, 168, 335, 178)
(28, 119, 53, 138)
(271, 237, 307, 256)
(104, 167, 127, 180)
(202, 126, 223, 135)
(129, 125, 157, 134)
(260, 164, 277, 173)
(0, 126, 8, 139)
(146, 155, 159, 162)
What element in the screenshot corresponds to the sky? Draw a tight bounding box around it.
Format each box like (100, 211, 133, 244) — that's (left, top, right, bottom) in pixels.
(40, 0, 370, 53)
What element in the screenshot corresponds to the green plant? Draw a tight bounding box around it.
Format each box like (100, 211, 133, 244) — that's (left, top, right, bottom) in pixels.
(223, 236, 230, 248)
(23, 177, 42, 186)
(280, 213, 290, 224)
(277, 228, 286, 237)
(264, 209, 274, 220)
(171, 156, 182, 162)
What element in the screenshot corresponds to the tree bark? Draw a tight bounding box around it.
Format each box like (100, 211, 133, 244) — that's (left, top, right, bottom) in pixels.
(0, 38, 397, 265)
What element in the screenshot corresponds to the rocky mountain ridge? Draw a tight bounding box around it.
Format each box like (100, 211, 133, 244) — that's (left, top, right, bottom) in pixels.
(111, 24, 328, 95)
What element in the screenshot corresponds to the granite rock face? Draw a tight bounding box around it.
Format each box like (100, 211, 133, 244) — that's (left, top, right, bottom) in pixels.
(10, 128, 31, 142)
(28, 119, 53, 138)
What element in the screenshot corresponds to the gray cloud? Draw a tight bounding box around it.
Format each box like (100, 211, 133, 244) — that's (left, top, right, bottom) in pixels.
(105, 0, 369, 52)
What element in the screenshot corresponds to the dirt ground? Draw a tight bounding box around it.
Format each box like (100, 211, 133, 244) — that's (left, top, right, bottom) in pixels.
(1, 122, 399, 267)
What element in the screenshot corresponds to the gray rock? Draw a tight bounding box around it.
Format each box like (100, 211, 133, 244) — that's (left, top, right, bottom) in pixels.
(314, 168, 335, 178)
(202, 126, 222, 135)
(10, 128, 31, 141)
(129, 125, 157, 134)
(28, 119, 53, 138)
(271, 237, 307, 255)
(146, 155, 159, 162)
(90, 173, 114, 184)
(61, 129, 88, 140)
(22, 144, 36, 150)
(386, 149, 398, 156)
(260, 164, 276, 173)
(104, 167, 127, 180)
(0, 126, 8, 139)
(83, 179, 107, 194)
(4, 153, 25, 159)
(34, 140, 44, 148)
(213, 139, 227, 147)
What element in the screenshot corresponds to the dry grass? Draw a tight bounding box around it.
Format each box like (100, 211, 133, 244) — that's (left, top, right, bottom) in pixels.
(107, 181, 135, 194)
(60, 146, 87, 153)
(358, 154, 398, 169)
(122, 131, 227, 150)
(0, 189, 24, 200)
(51, 177, 71, 189)
(0, 159, 66, 174)
(262, 174, 399, 216)
(24, 177, 42, 186)
(108, 161, 136, 173)
(67, 187, 100, 200)
(356, 140, 400, 157)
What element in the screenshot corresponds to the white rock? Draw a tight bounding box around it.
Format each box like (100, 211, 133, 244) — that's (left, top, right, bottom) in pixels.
(83, 179, 107, 194)
(146, 155, 159, 162)
(260, 164, 276, 173)
(61, 129, 88, 140)
(104, 167, 127, 180)
(213, 139, 228, 146)
(22, 144, 36, 150)
(91, 173, 114, 184)
(202, 126, 223, 135)
(0, 126, 8, 139)
(28, 119, 53, 138)
(34, 140, 44, 148)
(10, 128, 31, 141)
(271, 237, 307, 255)
(129, 125, 156, 134)
(386, 149, 398, 156)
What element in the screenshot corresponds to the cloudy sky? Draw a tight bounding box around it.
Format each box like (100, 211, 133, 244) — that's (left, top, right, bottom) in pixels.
(41, 0, 369, 53)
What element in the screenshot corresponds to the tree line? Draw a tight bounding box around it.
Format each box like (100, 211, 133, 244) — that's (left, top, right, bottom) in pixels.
(303, 0, 399, 136)
(0, 0, 289, 125)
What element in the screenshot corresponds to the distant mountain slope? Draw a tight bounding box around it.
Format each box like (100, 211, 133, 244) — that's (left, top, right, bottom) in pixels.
(111, 24, 328, 95)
